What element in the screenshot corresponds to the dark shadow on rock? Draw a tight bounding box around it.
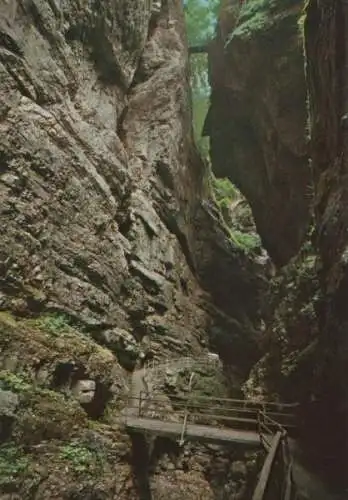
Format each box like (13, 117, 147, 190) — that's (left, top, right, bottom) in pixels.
(149, 436, 181, 472)
(0, 416, 14, 443)
(130, 433, 153, 500)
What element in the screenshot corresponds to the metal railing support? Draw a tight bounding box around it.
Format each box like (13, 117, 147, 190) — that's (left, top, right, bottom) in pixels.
(178, 372, 195, 446)
(138, 391, 143, 417)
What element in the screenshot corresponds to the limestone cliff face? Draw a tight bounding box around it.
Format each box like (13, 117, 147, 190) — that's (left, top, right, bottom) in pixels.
(0, 0, 262, 366)
(207, 0, 310, 266)
(0, 1, 265, 498)
(235, 0, 347, 488)
(304, 0, 347, 485)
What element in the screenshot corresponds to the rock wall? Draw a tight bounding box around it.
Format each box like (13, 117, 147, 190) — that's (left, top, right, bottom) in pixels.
(0, 0, 262, 367)
(304, 0, 347, 486)
(235, 0, 347, 489)
(0, 0, 265, 498)
(206, 0, 348, 489)
(207, 0, 310, 266)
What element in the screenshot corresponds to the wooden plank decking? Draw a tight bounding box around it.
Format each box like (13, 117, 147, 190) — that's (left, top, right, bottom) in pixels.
(125, 416, 262, 447)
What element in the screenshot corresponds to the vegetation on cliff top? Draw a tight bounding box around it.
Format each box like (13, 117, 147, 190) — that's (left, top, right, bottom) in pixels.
(185, 1, 262, 255)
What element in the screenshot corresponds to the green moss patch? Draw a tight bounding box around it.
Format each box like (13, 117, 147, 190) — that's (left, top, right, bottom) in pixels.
(230, 0, 302, 43)
(14, 389, 88, 445)
(0, 312, 123, 386)
(0, 444, 30, 488)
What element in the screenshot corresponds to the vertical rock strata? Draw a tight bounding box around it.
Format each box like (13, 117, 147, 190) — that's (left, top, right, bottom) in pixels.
(305, 0, 348, 484)
(0, 0, 264, 497)
(0, 0, 261, 363)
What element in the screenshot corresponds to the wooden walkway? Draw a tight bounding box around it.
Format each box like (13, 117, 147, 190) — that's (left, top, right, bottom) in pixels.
(122, 390, 299, 500)
(122, 353, 300, 500)
(125, 416, 261, 446)
(122, 391, 298, 445)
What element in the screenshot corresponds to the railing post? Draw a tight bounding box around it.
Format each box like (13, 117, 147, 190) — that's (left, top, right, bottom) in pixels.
(179, 412, 188, 446)
(178, 372, 195, 446)
(138, 391, 143, 417)
(257, 410, 260, 435)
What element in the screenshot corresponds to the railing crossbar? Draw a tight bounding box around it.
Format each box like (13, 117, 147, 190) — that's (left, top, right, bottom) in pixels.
(136, 391, 297, 410)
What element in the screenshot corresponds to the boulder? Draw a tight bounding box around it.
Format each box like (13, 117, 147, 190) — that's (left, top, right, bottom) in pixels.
(72, 380, 96, 404)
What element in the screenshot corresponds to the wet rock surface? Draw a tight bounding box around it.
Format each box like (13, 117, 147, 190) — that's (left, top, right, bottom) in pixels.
(207, 0, 310, 266)
(304, 0, 348, 488)
(0, 0, 262, 368)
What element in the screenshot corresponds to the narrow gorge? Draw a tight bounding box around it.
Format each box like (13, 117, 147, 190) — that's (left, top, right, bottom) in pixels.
(0, 0, 346, 499)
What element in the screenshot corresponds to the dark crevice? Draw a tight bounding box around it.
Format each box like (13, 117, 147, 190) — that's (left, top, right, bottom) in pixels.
(56, 259, 107, 295)
(92, 37, 127, 86)
(0, 417, 14, 443)
(180, 277, 189, 295)
(25, 295, 46, 314)
(64, 24, 86, 43)
(156, 207, 196, 276)
(116, 105, 129, 145)
(130, 434, 153, 500)
(115, 188, 133, 237)
(0, 27, 23, 57)
(51, 363, 112, 420)
(129, 267, 161, 296)
(148, 437, 180, 472)
(51, 362, 80, 390)
(118, 214, 132, 238)
(65, 15, 127, 87)
(155, 160, 175, 190)
(0, 150, 11, 174)
(147, 13, 160, 41)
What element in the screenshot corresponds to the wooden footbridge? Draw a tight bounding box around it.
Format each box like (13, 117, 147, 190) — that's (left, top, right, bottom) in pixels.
(124, 391, 298, 445)
(122, 373, 300, 499)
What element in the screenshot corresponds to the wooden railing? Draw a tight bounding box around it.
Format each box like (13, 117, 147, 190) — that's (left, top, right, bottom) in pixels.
(125, 392, 298, 500)
(253, 411, 297, 500)
(127, 392, 298, 434)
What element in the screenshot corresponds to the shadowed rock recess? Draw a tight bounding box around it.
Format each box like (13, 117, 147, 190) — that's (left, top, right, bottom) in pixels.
(207, 0, 310, 266)
(207, 0, 348, 495)
(0, 0, 265, 498)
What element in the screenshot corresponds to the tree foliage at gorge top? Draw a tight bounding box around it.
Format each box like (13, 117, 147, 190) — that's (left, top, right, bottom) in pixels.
(184, 0, 219, 156)
(184, 0, 220, 46)
(184, 1, 259, 252)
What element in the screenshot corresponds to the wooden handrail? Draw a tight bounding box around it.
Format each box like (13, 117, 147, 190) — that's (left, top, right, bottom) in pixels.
(136, 407, 258, 426)
(252, 431, 283, 500)
(132, 407, 295, 428)
(136, 391, 298, 410)
(129, 393, 297, 434)
(259, 411, 286, 434)
(253, 411, 297, 500)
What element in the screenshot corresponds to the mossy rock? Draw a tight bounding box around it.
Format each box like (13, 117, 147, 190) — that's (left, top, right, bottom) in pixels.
(13, 389, 88, 445)
(0, 443, 31, 489)
(0, 312, 125, 390)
